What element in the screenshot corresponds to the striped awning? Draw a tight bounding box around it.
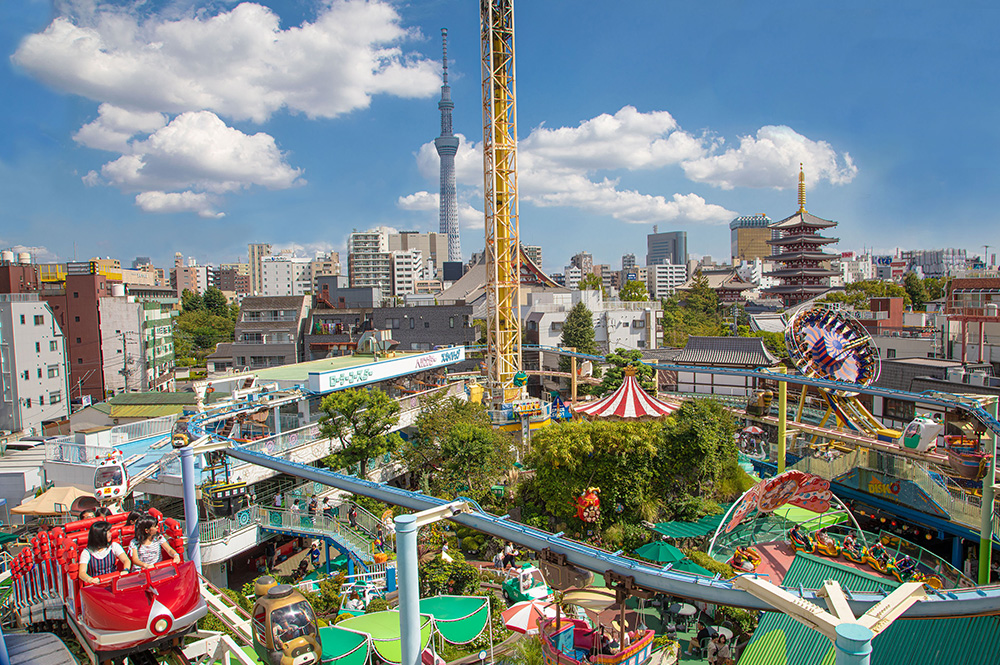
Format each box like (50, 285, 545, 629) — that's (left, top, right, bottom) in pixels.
(573, 373, 677, 419)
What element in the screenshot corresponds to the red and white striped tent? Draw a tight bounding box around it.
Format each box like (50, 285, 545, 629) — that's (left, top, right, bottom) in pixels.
(573, 369, 678, 420)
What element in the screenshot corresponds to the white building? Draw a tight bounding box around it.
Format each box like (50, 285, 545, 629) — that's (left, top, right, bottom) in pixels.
(388, 232, 447, 278)
(523, 290, 661, 375)
(0, 295, 70, 435)
(563, 265, 583, 290)
(834, 254, 876, 284)
(391, 250, 425, 297)
(349, 228, 392, 292)
(260, 255, 313, 296)
(648, 263, 687, 299)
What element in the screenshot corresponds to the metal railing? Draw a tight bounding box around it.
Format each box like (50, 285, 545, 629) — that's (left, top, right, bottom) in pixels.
(259, 508, 375, 560)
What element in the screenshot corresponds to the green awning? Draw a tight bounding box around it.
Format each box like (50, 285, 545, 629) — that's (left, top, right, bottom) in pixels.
(670, 559, 714, 576)
(336, 611, 433, 664)
(652, 503, 734, 538)
(318, 626, 370, 665)
(419, 596, 490, 644)
(772, 506, 848, 531)
(0, 532, 20, 546)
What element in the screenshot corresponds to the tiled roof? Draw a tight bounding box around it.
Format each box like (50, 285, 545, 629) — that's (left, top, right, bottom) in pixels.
(739, 553, 1000, 665)
(673, 336, 780, 367)
(240, 295, 309, 311)
(769, 209, 838, 229)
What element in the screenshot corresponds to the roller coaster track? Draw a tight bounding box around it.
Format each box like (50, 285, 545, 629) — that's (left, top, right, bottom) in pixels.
(223, 446, 1000, 619)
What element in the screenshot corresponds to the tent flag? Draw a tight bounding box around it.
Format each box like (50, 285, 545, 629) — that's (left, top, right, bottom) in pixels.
(337, 611, 433, 665)
(319, 626, 371, 665)
(419, 596, 490, 644)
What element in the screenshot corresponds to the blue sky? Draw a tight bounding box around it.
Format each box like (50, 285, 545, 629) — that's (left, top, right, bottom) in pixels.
(1, 0, 997, 273)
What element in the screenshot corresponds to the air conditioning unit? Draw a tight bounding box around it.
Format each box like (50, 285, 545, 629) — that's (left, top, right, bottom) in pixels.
(968, 372, 988, 387)
(945, 367, 965, 383)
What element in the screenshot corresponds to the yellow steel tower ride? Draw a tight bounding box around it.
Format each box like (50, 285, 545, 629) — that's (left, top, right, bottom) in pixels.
(481, 0, 522, 406)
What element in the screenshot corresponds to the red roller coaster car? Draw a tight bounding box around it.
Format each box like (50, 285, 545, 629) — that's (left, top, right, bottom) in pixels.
(11, 508, 207, 659)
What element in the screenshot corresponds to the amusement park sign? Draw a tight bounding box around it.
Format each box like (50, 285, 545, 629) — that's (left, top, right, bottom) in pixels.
(836, 468, 949, 518)
(307, 347, 466, 394)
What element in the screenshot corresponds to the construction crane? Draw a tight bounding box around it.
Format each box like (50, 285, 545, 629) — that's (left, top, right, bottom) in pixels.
(481, 0, 522, 408)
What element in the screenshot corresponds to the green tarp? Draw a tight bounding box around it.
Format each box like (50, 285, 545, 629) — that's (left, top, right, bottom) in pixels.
(337, 611, 433, 664)
(318, 626, 371, 665)
(652, 503, 735, 539)
(419, 596, 490, 644)
(772, 506, 848, 531)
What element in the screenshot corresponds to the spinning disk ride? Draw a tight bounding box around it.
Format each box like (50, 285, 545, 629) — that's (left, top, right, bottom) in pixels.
(784, 305, 899, 441)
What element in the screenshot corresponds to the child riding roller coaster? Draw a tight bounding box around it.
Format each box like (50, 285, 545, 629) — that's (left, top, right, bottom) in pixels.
(730, 546, 761, 572)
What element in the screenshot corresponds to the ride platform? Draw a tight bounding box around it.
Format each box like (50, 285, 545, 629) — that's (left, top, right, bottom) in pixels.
(745, 542, 898, 587)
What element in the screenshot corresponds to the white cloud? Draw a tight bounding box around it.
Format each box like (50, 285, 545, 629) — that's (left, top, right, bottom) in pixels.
(135, 191, 223, 218)
(13, 1, 439, 123)
(681, 125, 858, 190)
(407, 108, 855, 227)
(94, 111, 302, 195)
(398, 191, 438, 211)
(74, 103, 167, 152)
(13, 1, 439, 216)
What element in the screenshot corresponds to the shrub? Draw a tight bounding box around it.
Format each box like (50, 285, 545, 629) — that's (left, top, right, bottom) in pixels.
(366, 598, 391, 613)
(681, 548, 734, 578)
(716, 605, 759, 637)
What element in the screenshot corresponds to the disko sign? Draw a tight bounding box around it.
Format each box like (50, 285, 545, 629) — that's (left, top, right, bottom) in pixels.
(307, 347, 465, 394)
(835, 468, 949, 518)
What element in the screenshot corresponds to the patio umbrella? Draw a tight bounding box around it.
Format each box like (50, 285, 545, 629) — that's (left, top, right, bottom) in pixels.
(562, 588, 617, 611)
(634, 541, 685, 564)
(742, 426, 764, 435)
(501, 600, 556, 635)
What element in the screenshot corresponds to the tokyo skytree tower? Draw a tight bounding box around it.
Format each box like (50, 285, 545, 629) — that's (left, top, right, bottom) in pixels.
(435, 28, 462, 263)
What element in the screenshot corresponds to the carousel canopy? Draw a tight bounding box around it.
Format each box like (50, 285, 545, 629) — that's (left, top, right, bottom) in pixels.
(573, 370, 677, 420)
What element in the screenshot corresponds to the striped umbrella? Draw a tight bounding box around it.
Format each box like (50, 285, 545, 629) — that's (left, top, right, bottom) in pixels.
(501, 600, 557, 634)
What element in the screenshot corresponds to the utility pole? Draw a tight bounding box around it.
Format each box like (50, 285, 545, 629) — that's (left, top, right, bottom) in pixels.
(985, 245, 992, 270)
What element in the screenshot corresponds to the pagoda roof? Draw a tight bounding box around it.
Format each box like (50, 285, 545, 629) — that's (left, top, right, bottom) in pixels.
(768, 235, 839, 247)
(763, 284, 833, 294)
(766, 267, 840, 278)
(769, 209, 838, 230)
(768, 250, 841, 262)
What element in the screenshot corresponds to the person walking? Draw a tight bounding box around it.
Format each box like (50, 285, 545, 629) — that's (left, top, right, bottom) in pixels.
(348, 504, 358, 529)
(309, 541, 321, 569)
(274, 493, 283, 509)
(308, 495, 318, 516)
(322, 497, 334, 521)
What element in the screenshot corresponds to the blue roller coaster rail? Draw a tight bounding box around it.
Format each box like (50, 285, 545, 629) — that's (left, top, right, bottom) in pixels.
(178, 345, 1000, 619)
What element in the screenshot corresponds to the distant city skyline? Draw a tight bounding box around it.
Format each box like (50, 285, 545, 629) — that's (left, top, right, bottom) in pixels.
(1, 1, 997, 273)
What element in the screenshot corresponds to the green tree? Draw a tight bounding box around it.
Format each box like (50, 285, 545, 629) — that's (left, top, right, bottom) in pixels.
(735, 327, 789, 361)
(661, 272, 725, 347)
(181, 289, 203, 313)
(202, 286, 229, 317)
(173, 309, 236, 360)
(619, 280, 648, 302)
(559, 301, 597, 373)
(903, 271, 929, 310)
(822, 280, 910, 309)
(318, 388, 402, 479)
(578, 273, 605, 297)
(438, 422, 515, 498)
(923, 276, 950, 302)
(595, 349, 655, 396)
(682, 270, 719, 316)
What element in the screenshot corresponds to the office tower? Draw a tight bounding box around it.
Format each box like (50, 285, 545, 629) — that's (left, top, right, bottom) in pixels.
(248, 243, 272, 295)
(646, 228, 687, 267)
(729, 213, 773, 263)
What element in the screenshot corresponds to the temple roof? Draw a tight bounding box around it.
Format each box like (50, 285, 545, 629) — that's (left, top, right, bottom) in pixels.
(766, 267, 840, 278)
(768, 235, 839, 248)
(769, 210, 838, 230)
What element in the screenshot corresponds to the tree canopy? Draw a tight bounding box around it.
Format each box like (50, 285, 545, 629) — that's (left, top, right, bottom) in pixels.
(559, 301, 597, 373)
(202, 286, 230, 317)
(318, 388, 402, 478)
(662, 271, 725, 347)
(578, 273, 604, 295)
(595, 349, 655, 396)
(821, 280, 910, 309)
(903, 272, 929, 311)
(619, 280, 648, 302)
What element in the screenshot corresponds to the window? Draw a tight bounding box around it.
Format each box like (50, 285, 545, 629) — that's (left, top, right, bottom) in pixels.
(424, 322, 430, 328)
(34, 315, 44, 325)
(77, 358, 83, 365)
(76, 338, 81, 344)
(75, 316, 80, 322)
(409, 318, 415, 329)
(449, 317, 455, 328)
(49, 341, 58, 352)
(25, 398, 31, 408)
(49, 391, 61, 404)
(47, 365, 60, 378)
(37, 368, 42, 378)
(384, 318, 400, 329)
(886, 348, 896, 359)
(633, 319, 645, 328)
(551, 322, 563, 332)
(39, 395, 44, 406)
(19, 315, 25, 324)
(73, 292, 79, 299)
(884, 398, 914, 422)
(36, 342, 41, 353)
(22, 370, 29, 380)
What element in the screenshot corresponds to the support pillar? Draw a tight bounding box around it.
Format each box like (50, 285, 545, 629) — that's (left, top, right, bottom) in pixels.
(180, 445, 203, 574)
(395, 514, 421, 665)
(978, 398, 998, 585)
(834, 623, 873, 665)
(979, 321, 986, 363)
(570, 348, 577, 403)
(951, 536, 962, 570)
(777, 366, 787, 473)
(325, 541, 331, 575)
(274, 405, 282, 436)
(961, 319, 968, 364)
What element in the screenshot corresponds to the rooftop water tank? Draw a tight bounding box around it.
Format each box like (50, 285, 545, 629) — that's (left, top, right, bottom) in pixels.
(17, 252, 31, 265)
(111, 283, 126, 297)
(0, 250, 13, 265)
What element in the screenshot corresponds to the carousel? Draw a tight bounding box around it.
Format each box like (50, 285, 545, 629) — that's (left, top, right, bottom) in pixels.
(572, 367, 677, 420)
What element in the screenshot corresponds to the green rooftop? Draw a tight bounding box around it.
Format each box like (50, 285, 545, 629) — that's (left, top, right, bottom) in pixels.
(251, 354, 383, 384)
(739, 552, 1000, 665)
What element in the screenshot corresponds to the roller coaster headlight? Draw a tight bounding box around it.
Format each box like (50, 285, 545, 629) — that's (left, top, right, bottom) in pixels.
(151, 615, 172, 635)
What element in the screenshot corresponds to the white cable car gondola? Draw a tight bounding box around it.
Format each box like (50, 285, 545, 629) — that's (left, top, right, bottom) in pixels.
(94, 450, 128, 504)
